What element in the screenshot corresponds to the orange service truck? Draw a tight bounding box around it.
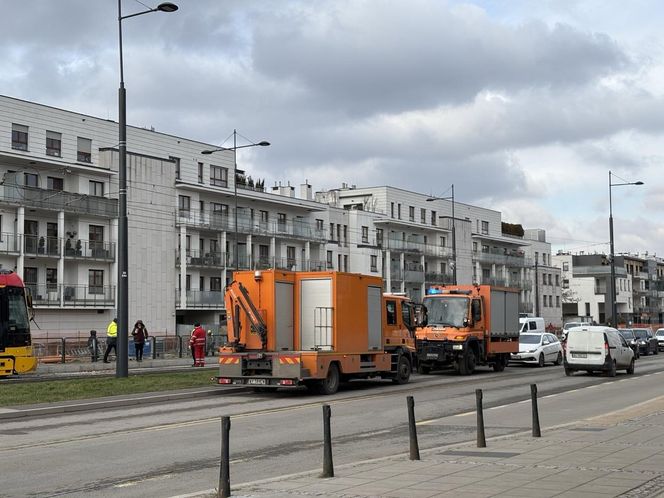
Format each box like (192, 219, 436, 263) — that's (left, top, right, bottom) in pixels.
(216, 269, 418, 394)
(415, 285, 519, 375)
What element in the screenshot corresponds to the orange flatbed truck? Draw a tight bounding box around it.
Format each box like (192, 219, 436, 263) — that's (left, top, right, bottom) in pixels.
(415, 285, 519, 375)
(216, 269, 418, 394)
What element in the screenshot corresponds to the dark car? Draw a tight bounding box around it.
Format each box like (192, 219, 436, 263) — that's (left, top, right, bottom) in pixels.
(618, 329, 640, 359)
(632, 328, 659, 356)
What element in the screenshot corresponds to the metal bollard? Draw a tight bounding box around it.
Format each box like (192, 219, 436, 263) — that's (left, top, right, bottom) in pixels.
(407, 396, 420, 460)
(531, 384, 541, 437)
(61, 337, 66, 364)
(218, 416, 231, 498)
(476, 389, 486, 448)
(152, 336, 157, 360)
(178, 336, 183, 358)
(321, 404, 334, 478)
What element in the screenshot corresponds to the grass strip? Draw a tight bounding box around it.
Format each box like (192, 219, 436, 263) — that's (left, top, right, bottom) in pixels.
(0, 370, 215, 406)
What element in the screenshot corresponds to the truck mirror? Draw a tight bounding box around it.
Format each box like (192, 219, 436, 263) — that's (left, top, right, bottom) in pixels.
(411, 304, 427, 327)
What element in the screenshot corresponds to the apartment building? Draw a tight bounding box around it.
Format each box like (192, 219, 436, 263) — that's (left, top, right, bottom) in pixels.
(622, 254, 664, 324)
(521, 229, 562, 327)
(553, 253, 633, 325)
(2, 95, 556, 335)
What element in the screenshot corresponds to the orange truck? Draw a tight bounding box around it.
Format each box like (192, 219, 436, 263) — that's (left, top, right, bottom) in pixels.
(415, 285, 519, 375)
(216, 269, 418, 394)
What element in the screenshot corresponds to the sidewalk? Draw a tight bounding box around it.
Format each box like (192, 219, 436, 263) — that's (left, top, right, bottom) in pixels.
(211, 396, 664, 498)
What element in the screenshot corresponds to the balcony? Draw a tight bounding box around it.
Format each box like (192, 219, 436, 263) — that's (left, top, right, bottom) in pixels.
(24, 235, 60, 258)
(176, 250, 225, 269)
(175, 289, 224, 309)
(384, 238, 453, 258)
(0, 184, 117, 218)
(404, 262, 424, 282)
(175, 209, 327, 242)
(425, 272, 455, 285)
(0, 232, 21, 254)
(473, 249, 530, 267)
(27, 284, 115, 308)
(520, 302, 534, 314)
(63, 239, 115, 261)
(512, 280, 533, 291)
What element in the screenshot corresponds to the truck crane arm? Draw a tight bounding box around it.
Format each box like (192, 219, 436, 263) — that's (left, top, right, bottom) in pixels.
(226, 281, 268, 349)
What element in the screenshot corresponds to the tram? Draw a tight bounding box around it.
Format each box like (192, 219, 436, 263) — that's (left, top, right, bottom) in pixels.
(0, 270, 37, 377)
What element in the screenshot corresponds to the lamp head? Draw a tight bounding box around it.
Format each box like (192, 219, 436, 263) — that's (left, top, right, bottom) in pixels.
(258, 141, 270, 147)
(157, 2, 178, 12)
(634, 181, 644, 185)
(201, 150, 214, 155)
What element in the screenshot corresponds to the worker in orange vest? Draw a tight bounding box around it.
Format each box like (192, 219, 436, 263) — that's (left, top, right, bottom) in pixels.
(189, 323, 207, 366)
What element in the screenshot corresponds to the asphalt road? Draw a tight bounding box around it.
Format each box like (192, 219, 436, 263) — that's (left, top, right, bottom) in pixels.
(2, 355, 664, 497)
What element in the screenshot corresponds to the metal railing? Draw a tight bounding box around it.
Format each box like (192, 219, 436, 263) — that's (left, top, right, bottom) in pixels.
(520, 302, 534, 313)
(175, 289, 224, 308)
(176, 250, 226, 268)
(64, 239, 115, 260)
(176, 209, 327, 242)
(425, 272, 455, 285)
(0, 183, 118, 217)
(0, 232, 21, 254)
(473, 250, 531, 267)
(26, 284, 115, 307)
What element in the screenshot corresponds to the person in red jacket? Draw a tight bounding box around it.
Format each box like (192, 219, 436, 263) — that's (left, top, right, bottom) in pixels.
(189, 323, 207, 366)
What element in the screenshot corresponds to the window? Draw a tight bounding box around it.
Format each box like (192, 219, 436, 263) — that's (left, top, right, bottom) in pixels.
(555, 274, 560, 286)
(548, 274, 553, 285)
(210, 165, 228, 187)
(362, 226, 369, 244)
(431, 211, 437, 226)
(12, 124, 29, 151)
(89, 269, 104, 294)
(258, 244, 269, 264)
(329, 223, 335, 241)
(24, 173, 38, 187)
(186, 274, 191, 291)
(336, 224, 341, 241)
(409, 206, 415, 221)
(171, 156, 181, 180)
(344, 255, 348, 271)
(440, 262, 447, 274)
(199, 200, 205, 213)
(286, 246, 296, 269)
(316, 219, 324, 231)
(397, 204, 402, 219)
(482, 244, 489, 253)
(385, 300, 397, 325)
(440, 236, 446, 247)
(376, 228, 383, 247)
(278, 213, 287, 231)
(46, 268, 58, 292)
(198, 162, 204, 183)
(391, 202, 395, 218)
(77, 137, 92, 163)
(178, 195, 191, 213)
(47, 176, 63, 191)
(199, 276, 205, 291)
(481, 220, 489, 235)
(260, 210, 268, 223)
(89, 225, 104, 254)
(89, 181, 104, 197)
(343, 225, 348, 244)
(46, 131, 61, 156)
(563, 262, 569, 271)
(370, 255, 378, 272)
(421, 208, 426, 224)
(210, 277, 222, 292)
(327, 250, 333, 269)
(556, 296, 560, 308)
(473, 242, 478, 252)
(24, 267, 38, 294)
(338, 254, 342, 271)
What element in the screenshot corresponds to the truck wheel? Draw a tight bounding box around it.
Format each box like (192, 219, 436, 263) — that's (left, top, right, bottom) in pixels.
(315, 363, 340, 395)
(492, 355, 506, 372)
(392, 355, 411, 384)
(458, 349, 476, 375)
(417, 364, 431, 375)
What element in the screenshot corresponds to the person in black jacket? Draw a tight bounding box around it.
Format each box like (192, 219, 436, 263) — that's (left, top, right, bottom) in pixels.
(131, 320, 149, 362)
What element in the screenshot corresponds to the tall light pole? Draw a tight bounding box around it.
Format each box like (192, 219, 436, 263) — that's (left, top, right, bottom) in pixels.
(427, 184, 456, 285)
(202, 131, 270, 272)
(608, 171, 643, 326)
(117, 1, 177, 378)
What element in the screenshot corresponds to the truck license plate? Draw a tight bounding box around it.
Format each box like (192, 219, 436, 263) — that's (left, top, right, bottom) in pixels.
(572, 353, 587, 358)
(247, 378, 267, 385)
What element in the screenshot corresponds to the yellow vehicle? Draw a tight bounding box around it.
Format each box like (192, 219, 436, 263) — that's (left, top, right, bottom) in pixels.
(0, 270, 37, 377)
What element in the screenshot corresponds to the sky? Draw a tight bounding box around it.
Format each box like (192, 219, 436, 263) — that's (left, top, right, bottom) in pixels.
(1, 0, 662, 258)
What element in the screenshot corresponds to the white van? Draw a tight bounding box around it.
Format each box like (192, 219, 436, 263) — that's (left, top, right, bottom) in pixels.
(564, 326, 635, 377)
(519, 317, 545, 334)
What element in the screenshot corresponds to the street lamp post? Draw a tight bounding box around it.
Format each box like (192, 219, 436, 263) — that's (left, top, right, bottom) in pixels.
(117, 0, 177, 378)
(608, 171, 644, 326)
(427, 184, 457, 285)
(202, 131, 270, 273)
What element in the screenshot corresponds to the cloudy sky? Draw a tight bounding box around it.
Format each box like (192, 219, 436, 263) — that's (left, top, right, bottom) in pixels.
(1, 0, 662, 257)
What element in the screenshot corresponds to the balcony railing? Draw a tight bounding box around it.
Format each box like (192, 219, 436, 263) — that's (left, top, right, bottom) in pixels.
(0, 184, 118, 217)
(176, 209, 327, 242)
(26, 284, 115, 307)
(176, 250, 225, 268)
(64, 239, 115, 261)
(24, 235, 60, 257)
(425, 272, 455, 285)
(0, 232, 21, 254)
(520, 302, 534, 314)
(175, 290, 224, 309)
(473, 249, 531, 267)
(384, 238, 453, 258)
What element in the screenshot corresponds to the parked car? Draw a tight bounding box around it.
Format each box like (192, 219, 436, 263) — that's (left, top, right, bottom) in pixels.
(656, 329, 664, 351)
(564, 326, 635, 377)
(562, 321, 587, 341)
(511, 333, 563, 367)
(632, 328, 659, 356)
(618, 329, 640, 359)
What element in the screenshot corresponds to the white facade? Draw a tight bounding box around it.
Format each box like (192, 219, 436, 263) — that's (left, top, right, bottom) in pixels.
(2, 95, 556, 336)
(521, 229, 562, 327)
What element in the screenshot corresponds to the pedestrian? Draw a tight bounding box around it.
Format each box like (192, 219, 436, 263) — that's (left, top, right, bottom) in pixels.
(103, 318, 118, 363)
(189, 322, 207, 366)
(87, 330, 99, 362)
(206, 330, 216, 357)
(131, 320, 149, 362)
